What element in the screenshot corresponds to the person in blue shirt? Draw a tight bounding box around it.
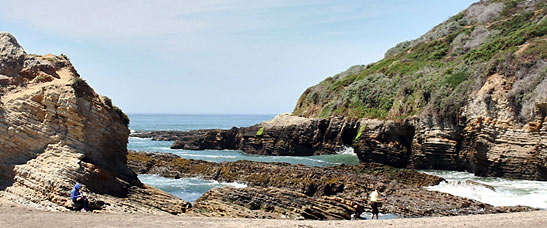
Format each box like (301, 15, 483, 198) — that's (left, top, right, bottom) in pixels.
(70, 183, 89, 212)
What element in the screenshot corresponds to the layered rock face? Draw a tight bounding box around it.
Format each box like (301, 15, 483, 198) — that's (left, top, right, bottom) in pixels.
(150, 114, 359, 156)
(128, 151, 535, 219)
(0, 32, 188, 213)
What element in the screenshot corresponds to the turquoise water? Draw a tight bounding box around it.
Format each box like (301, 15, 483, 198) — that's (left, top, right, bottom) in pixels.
(128, 137, 359, 167)
(128, 113, 360, 202)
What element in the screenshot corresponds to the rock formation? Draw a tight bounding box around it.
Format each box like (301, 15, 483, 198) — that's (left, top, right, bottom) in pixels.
(131, 113, 358, 156)
(0, 32, 189, 213)
(292, 0, 547, 180)
(128, 151, 535, 218)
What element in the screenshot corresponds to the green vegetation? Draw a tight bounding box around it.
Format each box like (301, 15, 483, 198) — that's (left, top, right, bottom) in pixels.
(292, 0, 546, 123)
(522, 39, 547, 59)
(71, 77, 88, 87)
(445, 71, 468, 89)
(256, 127, 264, 137)
(465, 11, 546, 62)
(33, 75, 46, 83)
(60, 53, 70, 60)
(353, 124, 366, 146)
(113, 105, 130, 127)
(102, 96, 113, 108)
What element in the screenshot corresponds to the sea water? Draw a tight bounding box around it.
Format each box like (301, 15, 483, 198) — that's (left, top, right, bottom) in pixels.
(128, 114, 546, 210)
(128, 113, 360, 202)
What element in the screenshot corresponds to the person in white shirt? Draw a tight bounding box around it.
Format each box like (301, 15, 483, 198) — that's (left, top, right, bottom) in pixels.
(369, 186, 383, 220)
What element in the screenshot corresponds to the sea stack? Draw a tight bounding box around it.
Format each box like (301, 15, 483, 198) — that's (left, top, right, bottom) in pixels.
(0, 32, 189, 213)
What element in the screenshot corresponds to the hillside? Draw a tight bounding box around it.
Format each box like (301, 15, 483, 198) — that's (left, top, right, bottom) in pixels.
(293, 0, 546, 128)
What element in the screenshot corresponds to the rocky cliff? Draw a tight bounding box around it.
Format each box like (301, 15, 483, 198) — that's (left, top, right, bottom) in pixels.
(0, 32, 189, 213)
(291, 0, 547, 180)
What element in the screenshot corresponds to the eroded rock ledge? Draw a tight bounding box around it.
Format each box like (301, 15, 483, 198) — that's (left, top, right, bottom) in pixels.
(128, 151, 535, 219)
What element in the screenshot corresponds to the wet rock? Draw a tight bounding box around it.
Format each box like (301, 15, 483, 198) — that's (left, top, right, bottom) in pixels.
(192, 187, 363, 220)
(464, 180, 496, 192)
(128, 151, 536, 218)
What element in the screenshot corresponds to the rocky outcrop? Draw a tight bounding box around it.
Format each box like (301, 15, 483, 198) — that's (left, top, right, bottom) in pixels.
(192, 187, 363, 220)
(128, 151, 536, 218)
(161, 114, 359, 156)
(0, 32, 189, 213)
(135, 109, 547, 180)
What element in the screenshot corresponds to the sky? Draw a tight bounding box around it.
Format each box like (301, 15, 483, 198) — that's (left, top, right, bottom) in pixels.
(0, 0, 477, 114)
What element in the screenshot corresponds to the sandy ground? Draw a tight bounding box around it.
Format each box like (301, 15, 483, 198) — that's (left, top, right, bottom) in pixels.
(1, 200, 545, 228)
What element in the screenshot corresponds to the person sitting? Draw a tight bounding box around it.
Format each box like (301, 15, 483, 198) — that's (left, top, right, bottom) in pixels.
(70, 183, 89, 212)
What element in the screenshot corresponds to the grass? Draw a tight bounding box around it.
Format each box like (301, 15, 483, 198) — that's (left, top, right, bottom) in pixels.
(256, 127, 264, 137)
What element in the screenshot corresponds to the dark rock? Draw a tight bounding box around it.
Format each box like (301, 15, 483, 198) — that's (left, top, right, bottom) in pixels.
(192, 187, 363, 220)
(464, 180, 496, 191)
(128, 151, 537, 218)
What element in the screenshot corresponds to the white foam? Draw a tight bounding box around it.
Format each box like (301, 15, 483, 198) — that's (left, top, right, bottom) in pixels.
(178, 153, 238, 159)
(422, 170, 547, 209)
(336, 146, 356, 155)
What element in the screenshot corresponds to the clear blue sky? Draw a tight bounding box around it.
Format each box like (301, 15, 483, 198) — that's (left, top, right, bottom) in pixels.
(0, 0, 476, 114)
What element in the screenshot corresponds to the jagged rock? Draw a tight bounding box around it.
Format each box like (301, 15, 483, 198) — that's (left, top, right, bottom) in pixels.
(157, 114, 359, 156)
(0, 32, 26, 78)
(0, 33, 189, 214)
(128, 151, 536, 218)
(192, 187, 363, 220)
(464, 180, 496, 191)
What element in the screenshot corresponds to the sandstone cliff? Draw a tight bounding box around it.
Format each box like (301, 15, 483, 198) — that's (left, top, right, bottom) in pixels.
(0, 32, 189, 213)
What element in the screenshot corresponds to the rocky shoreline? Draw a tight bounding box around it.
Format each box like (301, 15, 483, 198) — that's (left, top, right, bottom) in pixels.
(131, 112, 547, 181)
(127, 151, 536, 219)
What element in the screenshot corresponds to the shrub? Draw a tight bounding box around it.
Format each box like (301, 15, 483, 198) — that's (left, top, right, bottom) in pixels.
(445, 71, 468, 89)
(33, 75, 46, 83)
(60, 54, 70, 60)
(102, 96, 113, 108)
(113, 105, 130, 127)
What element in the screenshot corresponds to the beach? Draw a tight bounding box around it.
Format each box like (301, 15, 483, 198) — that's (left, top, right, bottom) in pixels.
(1, 199, 545, 228)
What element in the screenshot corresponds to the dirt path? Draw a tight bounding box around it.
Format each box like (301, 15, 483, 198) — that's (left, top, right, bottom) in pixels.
(1, 200, 545, 228)
(1, 68, 72, 102)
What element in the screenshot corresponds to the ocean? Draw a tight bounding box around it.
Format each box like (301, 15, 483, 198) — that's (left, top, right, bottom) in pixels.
(128, 113, 547, 210)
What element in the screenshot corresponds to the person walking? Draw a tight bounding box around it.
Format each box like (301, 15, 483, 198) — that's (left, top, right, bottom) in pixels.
(369, 186, 383, 220)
